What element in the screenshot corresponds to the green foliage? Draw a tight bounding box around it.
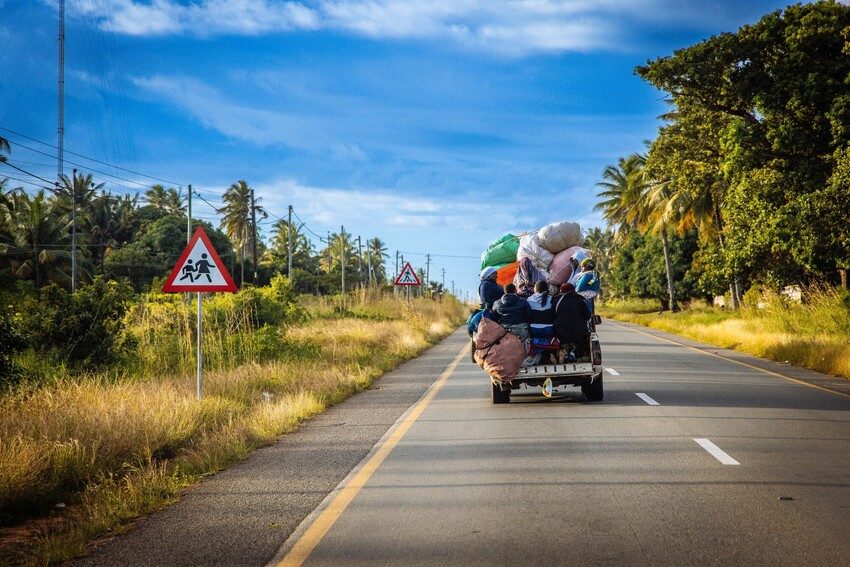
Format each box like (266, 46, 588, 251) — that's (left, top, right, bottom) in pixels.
(0, 316, 25, 385)
(634, 1, 850, 287)
(16, 277, 135, 369)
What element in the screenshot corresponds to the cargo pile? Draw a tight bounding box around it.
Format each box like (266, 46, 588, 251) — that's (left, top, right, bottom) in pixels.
(479, 221, 588, 297)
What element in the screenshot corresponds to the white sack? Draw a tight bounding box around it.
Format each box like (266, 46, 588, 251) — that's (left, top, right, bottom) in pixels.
(516, 232, 554, 269)
(538, 221, 582, 254)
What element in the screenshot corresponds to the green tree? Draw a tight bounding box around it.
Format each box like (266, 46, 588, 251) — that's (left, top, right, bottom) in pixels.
(366, 237, 389, 284)
(219, 180, 265, 284)
(263, 219, 315, 274)
(636, 1, 850, 287)
(145, 184, 185, 215)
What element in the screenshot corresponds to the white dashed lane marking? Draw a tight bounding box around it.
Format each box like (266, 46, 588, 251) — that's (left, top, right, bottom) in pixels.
(694, 438, 740, 465)
(635, 392, 660, 406)
(605, 368, 620, 376)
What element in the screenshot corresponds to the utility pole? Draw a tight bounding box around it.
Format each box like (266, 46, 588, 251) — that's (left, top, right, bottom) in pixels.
(57, 0, 65, 182)
(394, 250, 399, 297)
(356, 235, 363, 288)
(441, 267, 445, 288)
(187, 184, 192, 244)
(340, 225, 346, 295)
(425, 253, 431, 298)
(70, 169, 76, 291)
(250, 189, 258, 285)
(452, 281, 455, 296)
(287, 205, 293, 277)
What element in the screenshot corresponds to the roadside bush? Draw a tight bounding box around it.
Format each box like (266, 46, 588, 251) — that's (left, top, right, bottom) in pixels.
(16, 277, 136, 369)
(0, 317, 25, 386)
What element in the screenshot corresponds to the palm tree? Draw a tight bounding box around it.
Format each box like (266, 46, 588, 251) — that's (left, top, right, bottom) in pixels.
(5, 191, 71, 288)
(219, 180, 265, 284)
(0, 136, 9, 163)
(267, 218, 313, 273)
(366, 237, 389, 284)
(596, 153, 679, 311)
(144, 185, 185, 215)
(86, 192, 137, 270)
(54, 171, 104, 288)
(583, 226, 613, 277)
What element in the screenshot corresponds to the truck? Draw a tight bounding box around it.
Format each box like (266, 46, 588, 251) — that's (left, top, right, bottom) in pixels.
(488, 318, 604, 404)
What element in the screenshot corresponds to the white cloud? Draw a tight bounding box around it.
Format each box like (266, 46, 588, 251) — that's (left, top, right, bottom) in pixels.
(67, 0, 729, 55)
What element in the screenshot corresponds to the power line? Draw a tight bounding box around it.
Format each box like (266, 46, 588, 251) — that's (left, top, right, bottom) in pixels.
(0, 126, 185, 187)
(0, 162, 55, 186)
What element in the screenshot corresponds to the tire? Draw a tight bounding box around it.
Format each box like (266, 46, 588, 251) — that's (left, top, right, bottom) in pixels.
(491, 382, 511, 404)
(582, 374, 604, 402)
(470, 338, 476, 363)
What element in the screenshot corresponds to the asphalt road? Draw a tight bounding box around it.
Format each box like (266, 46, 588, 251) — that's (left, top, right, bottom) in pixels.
(79, 322, 850, 566)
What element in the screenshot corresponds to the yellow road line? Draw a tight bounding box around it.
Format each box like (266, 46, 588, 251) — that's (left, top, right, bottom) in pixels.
(275, 342, 471, 567)
(611, 321, 850, 400)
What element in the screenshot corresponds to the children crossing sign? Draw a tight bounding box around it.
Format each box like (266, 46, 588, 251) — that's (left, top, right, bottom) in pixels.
(394, 261, 421, 286)
(162, 227, 237, 293)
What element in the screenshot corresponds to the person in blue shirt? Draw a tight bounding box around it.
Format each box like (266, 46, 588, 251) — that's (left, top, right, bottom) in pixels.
(478, 267, 504, 311)
(574, 258, 601, 315)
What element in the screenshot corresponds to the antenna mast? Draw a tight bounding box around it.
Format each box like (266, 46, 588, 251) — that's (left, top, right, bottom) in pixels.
(57, 0, 65, 181)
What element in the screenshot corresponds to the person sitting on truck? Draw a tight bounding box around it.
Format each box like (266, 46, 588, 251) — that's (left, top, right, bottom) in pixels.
(478, 267, 504, 311)
(527, 280, 555, 338)
(574, 258, 601, 314)
(492, 283, 532, 342)
(554, 283, 592, 360)
(566, 249, 590, 287)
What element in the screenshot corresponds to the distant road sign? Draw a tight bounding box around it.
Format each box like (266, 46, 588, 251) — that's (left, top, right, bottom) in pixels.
(162, 227, 237, 293)
(394, 261, 421, 286)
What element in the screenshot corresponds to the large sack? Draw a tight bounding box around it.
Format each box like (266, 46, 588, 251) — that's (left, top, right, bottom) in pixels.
(473, 318, 525, 383)
(513, 256, 550, 297)
(481, 234, 520, 269)
(496, 261, 520, 287)
(538, 221, 582, 254)
(516, 232, 554, 269)
(548, 246, 588, 286)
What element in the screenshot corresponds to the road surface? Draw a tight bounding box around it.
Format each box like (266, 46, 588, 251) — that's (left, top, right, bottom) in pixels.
(79, 321, 850, 566)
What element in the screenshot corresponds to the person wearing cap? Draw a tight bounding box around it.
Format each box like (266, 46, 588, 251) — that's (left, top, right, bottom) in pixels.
(478, 266, 504, 311)
(574, 258, 601, 313)
(566, 249, 590, 287)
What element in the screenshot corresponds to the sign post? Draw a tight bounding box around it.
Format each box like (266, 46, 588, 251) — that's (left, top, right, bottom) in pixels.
(394, 261, 421, 303)
(162, 227, 238, 399)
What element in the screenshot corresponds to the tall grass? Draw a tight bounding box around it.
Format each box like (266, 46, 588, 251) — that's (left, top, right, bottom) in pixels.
(599, 287, 850, 379)
(0, 294, 465, 565)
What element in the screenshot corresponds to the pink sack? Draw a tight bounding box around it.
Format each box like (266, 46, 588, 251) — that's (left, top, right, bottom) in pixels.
(473, 318, 525, 384)
(548, 246, 587, 286)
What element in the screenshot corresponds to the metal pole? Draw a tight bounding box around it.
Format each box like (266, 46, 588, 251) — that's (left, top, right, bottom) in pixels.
(71, 169, 76, 291)
(340, 225, 345, 295)
(287, 205, 293, 277)
(250, 189, 258, 285)
(426, 253, 431, 298)
(57, 0, 64, 182)
(394, 250, 398, 297)
(196, 292, 203, 399)
(187, 184, 192, 243)
(441, 268, 445, 288)
(357, 235, 363, 288)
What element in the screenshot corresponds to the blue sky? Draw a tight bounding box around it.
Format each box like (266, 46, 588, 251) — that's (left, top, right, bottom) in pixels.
(0, 0, 803, 297)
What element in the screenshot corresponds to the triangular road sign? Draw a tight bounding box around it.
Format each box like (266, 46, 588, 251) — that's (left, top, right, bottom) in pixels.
(162, 227, 238, 293)
(394, 261, 421, 286)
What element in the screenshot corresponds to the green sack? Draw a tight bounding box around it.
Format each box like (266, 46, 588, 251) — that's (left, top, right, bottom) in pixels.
(481, 234, 520, 269)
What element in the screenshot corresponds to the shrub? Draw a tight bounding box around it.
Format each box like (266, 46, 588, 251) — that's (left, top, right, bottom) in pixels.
(0, 317, 25, 386)
(17, 277, 136, 369)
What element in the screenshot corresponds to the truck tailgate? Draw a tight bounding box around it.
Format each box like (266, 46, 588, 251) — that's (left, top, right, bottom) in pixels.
(516, 362, 595, 378)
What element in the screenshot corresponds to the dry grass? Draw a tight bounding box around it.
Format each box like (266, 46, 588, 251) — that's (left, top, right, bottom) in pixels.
(599, 287, 850, 380)
(0, 294, 465, 565)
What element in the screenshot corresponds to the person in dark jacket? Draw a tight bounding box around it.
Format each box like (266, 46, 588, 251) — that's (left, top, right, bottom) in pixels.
(492, 283, 532, 342)
(478, 267, 504, 311)
(554, 283, 591, 359)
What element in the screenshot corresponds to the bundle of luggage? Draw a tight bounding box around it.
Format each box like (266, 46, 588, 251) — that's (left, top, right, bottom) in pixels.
(479, 220, 589, 297)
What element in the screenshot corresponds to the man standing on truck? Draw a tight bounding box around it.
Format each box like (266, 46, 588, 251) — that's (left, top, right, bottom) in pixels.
(554, 283, 592, 360)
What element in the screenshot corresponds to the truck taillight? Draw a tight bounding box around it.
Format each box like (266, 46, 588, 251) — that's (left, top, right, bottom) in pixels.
(592, 341, 602, 365)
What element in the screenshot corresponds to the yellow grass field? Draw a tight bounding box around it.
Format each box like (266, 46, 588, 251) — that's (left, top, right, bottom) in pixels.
(599, 288, 850, 380)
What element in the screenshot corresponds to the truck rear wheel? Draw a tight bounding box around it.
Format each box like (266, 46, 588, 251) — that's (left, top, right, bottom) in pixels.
(470, 339, 476, 363)
(491, 382, 510, 404)
(582, 374, 604, 402)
